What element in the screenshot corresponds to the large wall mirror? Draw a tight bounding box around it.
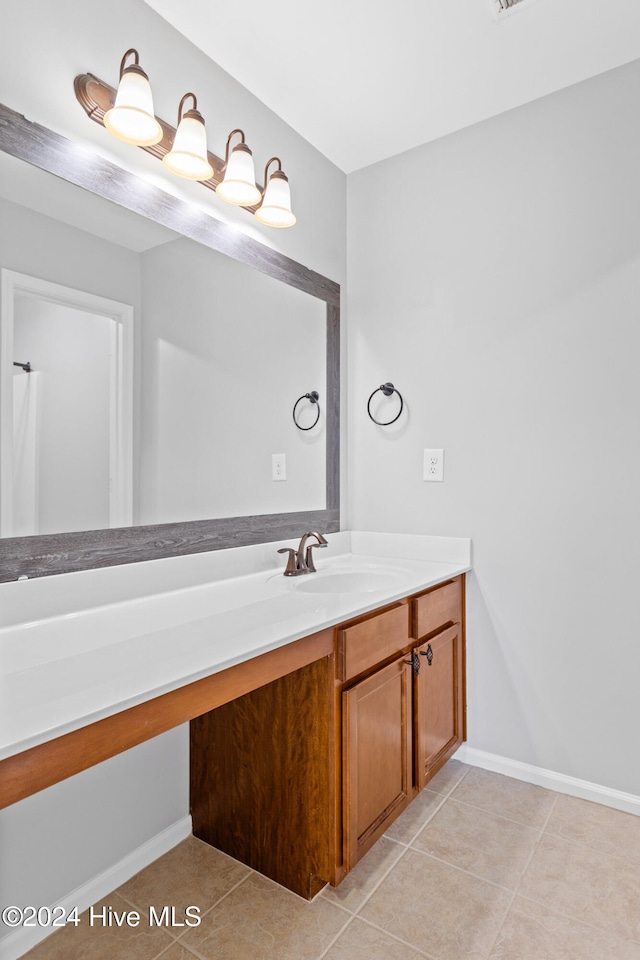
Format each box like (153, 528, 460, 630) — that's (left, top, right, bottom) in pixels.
(0, 103, 340, 581)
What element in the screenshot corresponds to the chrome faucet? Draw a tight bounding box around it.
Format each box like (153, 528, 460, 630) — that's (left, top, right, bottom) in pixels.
(278, 531, 328, 576)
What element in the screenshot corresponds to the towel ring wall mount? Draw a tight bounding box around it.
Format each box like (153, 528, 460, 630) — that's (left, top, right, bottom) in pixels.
(367, 382, 404, 426)
(293, 390, 320, 430)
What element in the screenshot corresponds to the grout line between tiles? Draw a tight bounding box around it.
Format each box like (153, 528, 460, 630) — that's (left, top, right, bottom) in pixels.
(480, 789, 560, 959)
(436, 762, 474, 798)
(315, 766, 508, 958)
(313, 912, 357, 960)
(163, 937, 210, 960)
(542, 820, 640, 868)
(441, 792, 559, 831)
(384, 790, 450, 847)
(178, 870, 255, 932)
(512, 889, 640, 947)
(403, 844, 517, 895)
(503, 790, 640, 947)
(115, 863, 255, 939)
(323, 839, 416, 919)
(152, 935, 203, 960)
(353, 913, 439, 959)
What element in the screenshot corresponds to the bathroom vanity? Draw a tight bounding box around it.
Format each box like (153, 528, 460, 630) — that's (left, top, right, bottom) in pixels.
(191, 572, 465, 898)
(0, 532, 469, 899)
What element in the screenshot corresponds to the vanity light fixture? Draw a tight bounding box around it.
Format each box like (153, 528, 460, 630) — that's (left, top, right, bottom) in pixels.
(103, 49, 163, 147)
(215, 129, 262, 207)
(255, 157, 296, 228)
(75, 54, 297, 227)
(162, 93, 214, 181)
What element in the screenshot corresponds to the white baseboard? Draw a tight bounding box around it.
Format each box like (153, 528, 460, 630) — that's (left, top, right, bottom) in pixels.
(456, 745, 640, 816)
(0, 815, 192, 960)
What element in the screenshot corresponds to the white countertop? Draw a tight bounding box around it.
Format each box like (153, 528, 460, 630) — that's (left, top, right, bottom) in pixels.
(0, 531, 470, 762)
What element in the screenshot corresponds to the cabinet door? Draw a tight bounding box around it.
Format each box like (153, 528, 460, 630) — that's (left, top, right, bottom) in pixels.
(342, 656, 413, 871)
(415, 623, 464, 790)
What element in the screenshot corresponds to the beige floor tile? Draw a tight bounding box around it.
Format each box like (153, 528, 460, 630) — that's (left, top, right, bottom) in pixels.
(359, 849, 511, 960)
(321, 836, 406, 912)
(412, 798, 540, 888)
(154, 944, 204, 960)
(324, 917, 431, 959)
(117, 836, 250, 935)
(518, 832, 640, 941)
(451, 767, 557, 828)
(21, 892, 173, 960)
(384, 789, 444, 844)
(545, 794, 640, 864)
(488, 895, 640, 960)
(179, 871, 349, 960)
(424, 759, 470, 796)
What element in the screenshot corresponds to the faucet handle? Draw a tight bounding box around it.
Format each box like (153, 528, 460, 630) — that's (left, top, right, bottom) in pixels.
(277, 547, 298, 577)
(304, 541, 327, 573)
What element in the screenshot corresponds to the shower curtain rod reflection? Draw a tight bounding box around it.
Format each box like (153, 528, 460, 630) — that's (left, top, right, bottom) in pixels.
(13, 361, 32, 373)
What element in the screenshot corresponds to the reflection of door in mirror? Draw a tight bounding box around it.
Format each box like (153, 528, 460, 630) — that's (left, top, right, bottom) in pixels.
(0, 271, 133, 537)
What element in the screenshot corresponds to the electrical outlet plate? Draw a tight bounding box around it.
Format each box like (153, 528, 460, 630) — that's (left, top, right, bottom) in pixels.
(423, 449, 444, 482)
(272, 453, 287, 481)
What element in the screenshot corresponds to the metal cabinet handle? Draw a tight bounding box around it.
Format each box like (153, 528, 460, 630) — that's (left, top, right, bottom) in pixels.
(420, 644, 434, 666)
(405, 650, 421, 675)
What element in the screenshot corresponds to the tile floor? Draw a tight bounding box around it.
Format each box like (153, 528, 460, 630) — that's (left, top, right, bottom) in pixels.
(22, 760, 640, 960)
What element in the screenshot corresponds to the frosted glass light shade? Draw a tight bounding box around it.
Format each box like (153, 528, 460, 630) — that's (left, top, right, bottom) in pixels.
(162, 113, 214, 181)
(104, 68, 163, 146)
(255, 172, 296, 228)
(216, 145, 262, 206)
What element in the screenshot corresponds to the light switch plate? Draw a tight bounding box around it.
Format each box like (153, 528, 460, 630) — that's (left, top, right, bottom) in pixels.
(423, 449, 444, 482)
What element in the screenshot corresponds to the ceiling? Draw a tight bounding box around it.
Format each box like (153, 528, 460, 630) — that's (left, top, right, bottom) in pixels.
(143, 0, 640, 173)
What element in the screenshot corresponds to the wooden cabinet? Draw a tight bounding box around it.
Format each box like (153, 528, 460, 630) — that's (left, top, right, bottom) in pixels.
(190, 655, 337, 900)
(342, 656, 413, 871)
(190, 574, 466, 896)
(338, 575, 465, 871)
(411, 577, 466, 789)
(338, 603, 409, 682)
(414, 623, 465, 789)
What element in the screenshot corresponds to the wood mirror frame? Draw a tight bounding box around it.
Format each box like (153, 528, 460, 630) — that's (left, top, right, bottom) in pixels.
(0, 103, 340, 581)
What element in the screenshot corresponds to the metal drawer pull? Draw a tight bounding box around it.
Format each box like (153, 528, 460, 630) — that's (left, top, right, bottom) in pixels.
(405, 651, 421, 675)
(420, 644, 434, 666)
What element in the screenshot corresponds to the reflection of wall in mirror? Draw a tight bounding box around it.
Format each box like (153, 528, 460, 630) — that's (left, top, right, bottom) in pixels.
(139, 237, 326, 525)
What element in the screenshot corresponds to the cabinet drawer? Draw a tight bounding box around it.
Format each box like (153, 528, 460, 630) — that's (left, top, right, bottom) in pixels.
(412, 579, 461, 640)
(339, 604, 409, 682)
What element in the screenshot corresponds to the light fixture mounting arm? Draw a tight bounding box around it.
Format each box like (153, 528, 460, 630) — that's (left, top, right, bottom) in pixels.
(223, 128, 249, 168)
(119, 48, 143, 78)
(264, 156, 282, 179)
(177, 92, 200, 124)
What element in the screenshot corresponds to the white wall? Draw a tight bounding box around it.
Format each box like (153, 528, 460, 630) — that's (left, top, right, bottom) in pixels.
(347, 60, 640, 795)
(0, 0, 346, 943)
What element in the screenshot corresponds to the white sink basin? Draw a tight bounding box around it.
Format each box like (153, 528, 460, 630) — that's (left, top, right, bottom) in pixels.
(293, 569, 406, 594)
